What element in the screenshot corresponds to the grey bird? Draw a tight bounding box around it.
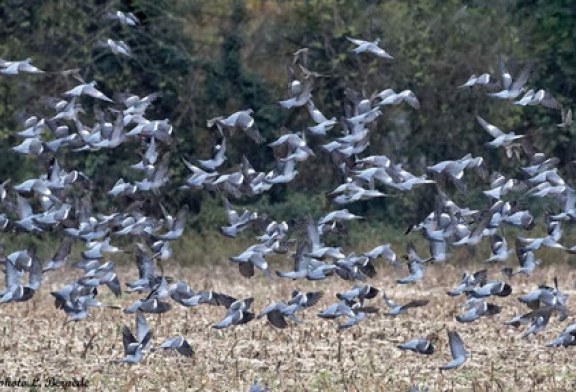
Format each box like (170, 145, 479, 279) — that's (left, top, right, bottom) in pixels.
(458, 73, 493, 88)
(337, 302, 379, 331)
(317, 300, 356, 319)
(306, 100, 336, 136)
(81, 266, 122, 297)
(125, 275, 171, 314)
(0, 253, 42, 303)
(169, 282, 218, 307)
(521, 310, 554, 339)
(466, 280, 512, 298)
(513, 89, 535, 106)
(334, 254, 376, 281)
(81, 238, 121, 259)
(64, 81, 114, 102)
(546, 322, 576, 348)
(198, 138, 227, 171)
(382, 293, 429, 317)
(207, 109, 264, 144)
(229, 244, 273, 279)
(157, 336, 194, 357)
(134, 152, 171, 192)
(362, 244, 400, 268)
(124, 297, 172, 314)
(96, 39, 133, 57)
(264, 159, 299, 185)
(487, 61, 531, 100)
(125, 244, 158, 293)
(346, 37, 393, 59)
(396, 244, 430, 285)
(476, 115, 524, 150)
(12, 137, 44, 156)
(336, 284, 379, 305)
(518, 278, 567, 310)
(439, 330, 468, 370)
(558, 108, 572, 128)
(483, 173, 526, 200)
(121, 312, 152, 364)
(51, 283, 96, 321)
(408, 386, 430, 392)
(249, 379, 270, 392)
(318, 300, 378, 331)
(504, 305, 567, 339)
(152, 204, 188, 241)
(288, 290, 324, 308)
(104, 10, 139, 26)
(396, 259, 426, 285)
(278, 79, 312, 109)
(502, 241, 541, 277)
(0, 58, 44, 75)
(212, 294, 255, 329)
(219, 197, 258, 238)
(515, 219, 564, 252)
(485, 234, 512, 263)
(108, 178, 137, 198)
(447, 269, 487, 297)
(377, 89, 420, 109)
(456, 299, 501, 323)
(7, 249, 35, 270)
(397, 335, 438, 355)
(528, 89, 562, 109)
(275, 241, 337, 280)
(257, 301, 303, 329)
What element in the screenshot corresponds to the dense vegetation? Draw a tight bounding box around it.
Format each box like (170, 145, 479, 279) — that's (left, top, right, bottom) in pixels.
(0, 0, 573, 247)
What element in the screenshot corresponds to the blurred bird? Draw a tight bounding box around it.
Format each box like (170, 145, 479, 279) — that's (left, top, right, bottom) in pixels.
(120, 312, 152, 364)
(346, 37, 393, 59)
(439, 330, 468, 370)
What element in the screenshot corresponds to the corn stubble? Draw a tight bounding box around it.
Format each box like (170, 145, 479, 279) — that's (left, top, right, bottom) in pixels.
(0, 263, 575, 391)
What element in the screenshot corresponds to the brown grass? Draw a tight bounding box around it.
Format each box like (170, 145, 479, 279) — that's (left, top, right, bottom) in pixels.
(1, 261, 576, 391)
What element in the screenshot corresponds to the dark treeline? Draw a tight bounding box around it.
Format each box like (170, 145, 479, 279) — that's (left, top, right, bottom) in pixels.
(0, 0, 574, 231)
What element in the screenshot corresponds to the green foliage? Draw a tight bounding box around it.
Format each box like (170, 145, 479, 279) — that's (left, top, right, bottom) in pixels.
(0, 0, 573, 248)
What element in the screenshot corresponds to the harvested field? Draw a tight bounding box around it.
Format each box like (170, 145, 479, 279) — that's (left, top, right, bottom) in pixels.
(1, 263, 575, 391)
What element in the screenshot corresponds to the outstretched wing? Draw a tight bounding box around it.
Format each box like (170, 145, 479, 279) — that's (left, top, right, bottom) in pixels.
(448, 330, 466, 359)
(476, 116, 503, 138)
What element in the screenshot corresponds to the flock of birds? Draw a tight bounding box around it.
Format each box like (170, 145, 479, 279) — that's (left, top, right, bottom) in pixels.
(0, 10, 575, 391)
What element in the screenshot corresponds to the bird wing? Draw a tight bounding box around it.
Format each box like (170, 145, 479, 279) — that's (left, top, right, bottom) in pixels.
(346, 37, 367, 46)
(17, 195, 33, 219)
(473, 269, 488, 286)
(511, 64, 532, 92)
(539, 91, 562, 110)
(53, 237, 73, 262)
(402, 299, 429, 310)
(136, 312, 150, 343)
(382, 292, 397, 308)
(135, 244, 154, 280)
(267, 310, 288, 328)
(244, 125, 265, 144)
(499, 57, 512, 90)
(238, 261, 255, 278)
(27, 255, 43, 290)
(476, 116, 503, 138)
(214, 292, 237, 308)
(177, 339, 194, 357)
(122, 325, 137, 354)
(302, 291, 324, 307)
(406, 242, 419, 262)
(173, 205, 189, 232)
(448, 330, 466, 359)
(5, 259, 22, 289)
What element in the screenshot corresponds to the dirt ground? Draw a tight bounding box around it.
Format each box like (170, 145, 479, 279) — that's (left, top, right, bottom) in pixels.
(1, 261, 575, 391)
